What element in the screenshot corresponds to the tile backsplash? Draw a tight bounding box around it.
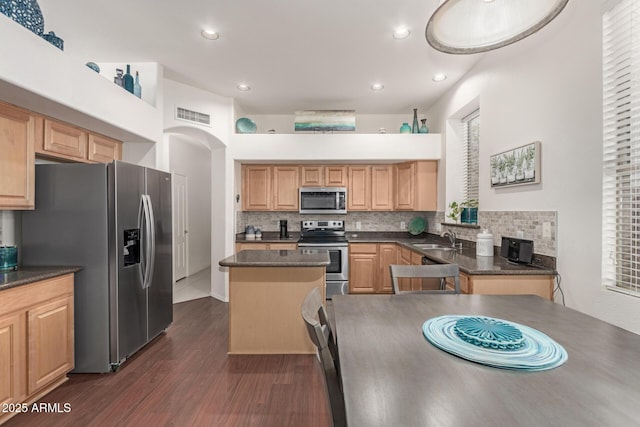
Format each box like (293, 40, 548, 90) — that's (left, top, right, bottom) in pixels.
(238, 210, 557, 256)
(432, 211, 557, 257)
(238, 211, 435, 233)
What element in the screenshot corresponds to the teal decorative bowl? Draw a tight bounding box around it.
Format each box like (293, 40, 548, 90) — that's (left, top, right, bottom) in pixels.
(236, 117, 257, 134)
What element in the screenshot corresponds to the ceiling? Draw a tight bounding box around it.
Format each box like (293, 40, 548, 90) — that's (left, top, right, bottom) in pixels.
(36, 0, 487, 114)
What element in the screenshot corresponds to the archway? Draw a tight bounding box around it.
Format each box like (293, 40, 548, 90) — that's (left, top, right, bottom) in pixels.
(164, 126, 225, 303)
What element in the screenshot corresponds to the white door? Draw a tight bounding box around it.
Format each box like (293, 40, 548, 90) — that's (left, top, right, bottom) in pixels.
(173, 173, 188, 281)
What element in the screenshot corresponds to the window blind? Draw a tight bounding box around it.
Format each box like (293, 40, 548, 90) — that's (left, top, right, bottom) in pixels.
(602, 0, 640, 293)
(461, 110, 480, 203)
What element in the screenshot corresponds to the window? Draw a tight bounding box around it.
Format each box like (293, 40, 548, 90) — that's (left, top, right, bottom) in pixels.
(462, 110, 480, 203)
(602, 0, 640, 294)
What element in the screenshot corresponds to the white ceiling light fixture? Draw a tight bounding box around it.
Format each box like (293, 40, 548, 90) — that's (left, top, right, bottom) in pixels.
(370, 83, 384, 91)
(393, 26, 411, 40)
(237, 83, 251, 91)
(201, 29, 220, 40)
(432, 73, 447, 82)
(426, 0, 570, 54)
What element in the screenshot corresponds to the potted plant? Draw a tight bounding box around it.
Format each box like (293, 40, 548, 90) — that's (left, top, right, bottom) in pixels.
(505, 153, 516, 183)
(515, 152, 526, 181)
(498, 158, 507, 184)
(447, 201, 461, 223)
(524, 145, 536, 179)
(490, 157, 500, 185)
(460, 199, 478, 224)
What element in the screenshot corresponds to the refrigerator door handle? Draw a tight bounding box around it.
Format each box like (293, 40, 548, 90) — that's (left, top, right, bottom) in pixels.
(145, 194, 156, 288)
(138, 194, 147, 289)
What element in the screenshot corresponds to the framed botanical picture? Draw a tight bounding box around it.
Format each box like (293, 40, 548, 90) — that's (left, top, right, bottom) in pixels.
(490, 141, 541, 188)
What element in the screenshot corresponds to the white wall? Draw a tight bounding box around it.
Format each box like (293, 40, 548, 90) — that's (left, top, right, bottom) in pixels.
(427, 0, 640, 335)
(161, 78, 235, 301)
(168, 135, 212, 274)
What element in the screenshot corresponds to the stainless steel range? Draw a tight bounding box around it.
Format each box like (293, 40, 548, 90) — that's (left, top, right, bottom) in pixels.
(298, 220, 348, 299)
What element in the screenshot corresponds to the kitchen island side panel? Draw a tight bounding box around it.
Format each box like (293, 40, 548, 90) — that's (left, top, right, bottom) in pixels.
(228, 266, 325, 355)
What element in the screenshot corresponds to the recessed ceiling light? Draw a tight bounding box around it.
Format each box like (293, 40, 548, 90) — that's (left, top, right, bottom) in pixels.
(201, 29, 219, 40)
(393, 27, 411, 40)
(432, 73, 447, 82)
(370, 83, 384, 91)
(237, 83, 251, 91)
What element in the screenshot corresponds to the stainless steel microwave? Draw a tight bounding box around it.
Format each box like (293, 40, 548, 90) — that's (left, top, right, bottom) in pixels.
(299, 187, 347, 214)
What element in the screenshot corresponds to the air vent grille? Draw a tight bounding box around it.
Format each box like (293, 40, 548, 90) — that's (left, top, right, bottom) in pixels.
(175, 107, 211, 126)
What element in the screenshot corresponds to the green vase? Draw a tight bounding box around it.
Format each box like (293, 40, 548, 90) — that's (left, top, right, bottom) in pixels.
(419, 119, 429, 134)
(400, 122, 411, 133)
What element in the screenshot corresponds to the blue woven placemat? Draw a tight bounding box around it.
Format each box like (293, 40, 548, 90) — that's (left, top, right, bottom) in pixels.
(422, 315, 568, 371)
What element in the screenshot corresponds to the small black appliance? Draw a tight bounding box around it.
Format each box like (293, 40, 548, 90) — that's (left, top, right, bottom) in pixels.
(279, 219, 289, 238)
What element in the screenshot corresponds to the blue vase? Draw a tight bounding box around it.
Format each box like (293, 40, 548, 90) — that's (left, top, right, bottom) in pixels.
(123, 64, 134, 94)
(412, 108, 419, 133)
(133, 71, 142, 98)
(400, 122, 411, 134)
(419, 119, 429, 134)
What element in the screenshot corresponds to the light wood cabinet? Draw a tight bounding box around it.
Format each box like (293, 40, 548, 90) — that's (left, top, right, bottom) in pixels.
(300, 165, 348, 187)
(27, 295, 74, 394)
(394, 161, 437, 211)
(0, 312, 22, 408)
(40, 118, 88, 161)
(273, 166, 299, 210)
(300, 166, 324, 187)
(348, 244, 378, 294)
(242, 165, 299, 211)
(0, 274, 74, 425)
(350, 243, 398, 294)
(347, 166, 371, 211)
(242, 161, 436, 212)
(37, 117, 122, 164)
(87, 133, 122, 163)
(325, 166, 348, 187)
(242, 165, 272, 210)
(371, 165, 394, 211)
(236, 242, 297, 252)
(378, 244, 397, 293)
(463, 274, 554, 300)
(0, 102, 35, 210)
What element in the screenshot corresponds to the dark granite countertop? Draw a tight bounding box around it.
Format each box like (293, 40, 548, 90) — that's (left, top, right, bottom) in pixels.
(0, 266, 82, 291)
(234, 231, 555, 276)
(219, 249, 330, 267)
(347, 232, 556, 276)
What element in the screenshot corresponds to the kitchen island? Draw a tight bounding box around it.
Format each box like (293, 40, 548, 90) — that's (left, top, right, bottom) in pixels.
(219, 249, 330, 354)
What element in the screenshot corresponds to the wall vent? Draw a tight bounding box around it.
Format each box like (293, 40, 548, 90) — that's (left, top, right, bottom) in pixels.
(175, 106, 211, 127)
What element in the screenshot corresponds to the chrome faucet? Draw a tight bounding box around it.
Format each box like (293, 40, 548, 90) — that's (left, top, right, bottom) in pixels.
(441, 229, 457, 248)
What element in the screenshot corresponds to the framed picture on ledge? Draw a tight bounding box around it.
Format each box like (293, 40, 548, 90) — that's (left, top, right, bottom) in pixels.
(294, 110, 356, 132)
(490, 141, 541, 188)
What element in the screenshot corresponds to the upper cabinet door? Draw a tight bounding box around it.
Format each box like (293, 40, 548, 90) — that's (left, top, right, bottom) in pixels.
(394, 162, 415, 210)
(242, 165, 272, 211)
(347, 165, 371, 211)
(300, 166, 324, 187)
(325, 166, 348, 187)
(273, 166, 300, 210)
(88, 133, 122, 163)
(0, 102, 35, 210)
(41, 118, 87, 161)
(371, 165, 394, 211)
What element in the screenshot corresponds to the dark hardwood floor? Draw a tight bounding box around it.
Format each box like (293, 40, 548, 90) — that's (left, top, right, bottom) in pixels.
(6, 298, 332, 427)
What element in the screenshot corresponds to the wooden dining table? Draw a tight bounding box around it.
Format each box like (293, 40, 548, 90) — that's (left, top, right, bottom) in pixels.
(332, 294, 640, 427)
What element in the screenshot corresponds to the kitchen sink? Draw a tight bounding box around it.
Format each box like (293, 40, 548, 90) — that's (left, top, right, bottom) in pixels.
(412, 243, 457, 251)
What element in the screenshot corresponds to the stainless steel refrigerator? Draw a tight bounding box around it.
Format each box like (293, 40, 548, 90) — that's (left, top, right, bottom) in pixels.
(22, 161, 173, 373)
